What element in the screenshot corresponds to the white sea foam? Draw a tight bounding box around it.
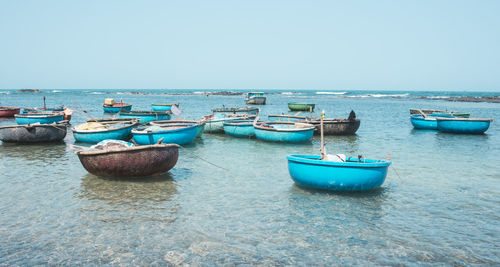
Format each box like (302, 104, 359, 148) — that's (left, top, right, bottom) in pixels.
(51, 90, 62, 93)
(90, 92, 105, 94)
(346, 93, 409, 98)
(316, 91, 347, 95)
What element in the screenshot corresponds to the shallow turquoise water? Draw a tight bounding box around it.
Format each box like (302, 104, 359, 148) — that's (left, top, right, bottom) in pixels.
(0, 89, 499, 265)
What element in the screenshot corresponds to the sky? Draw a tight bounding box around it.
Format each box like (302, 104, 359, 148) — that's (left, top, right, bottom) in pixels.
(0, 0, 499, 91)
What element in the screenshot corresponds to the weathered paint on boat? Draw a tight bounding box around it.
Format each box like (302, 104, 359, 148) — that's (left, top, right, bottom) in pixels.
(223, 120, 255, 138)
(306, 118, 361, 135)
(151, 103, 180, 111)
(14, 113, 64, 125)
(0, 107, 20, 117)
(436, 117, 493, 134)
(76, 144, 179, 177)
(132, 124, 198, 145)
(212, 107, 259, 115)
(72, 121, 138, 143)
(0, 124, 67, 143)
(119, 111, 171, 123)
(254, 121, 315, 143)
(245, 92, 266, 105)
(151, 120, 205, 138)
(267, 114, 307, 122)
(103, 103, 132, 113)
(287, 155, 391, 191)
(288, 103, 315, 112)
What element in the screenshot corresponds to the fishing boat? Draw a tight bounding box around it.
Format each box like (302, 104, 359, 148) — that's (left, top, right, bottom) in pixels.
(223, 120, 256, 138)
(305, 118, 361, 135)
(14, 113, 64, 125)
(119, 110, 171, 123)
(267, 114, 307, 122)
(211, 106, 259, 115)
(436, 117, 493, 134)
(410, 108, 445, 115)
(151, 103, 180, 111)
(203, 114, 256, 133)
(410, 113, 456, 130)
(288, 103, 315, 112)
(132, 123, 198, 145)
(102, 99, 132, 113)
(0, 123, 67, 143)
(72, 119, 139, 143)
(245, 92, 266, 105)
(409, 108, 470, 118)
(151, 120, 205, 138)
(76, 140, 179, 177)
(24, 107, 73, 121)
(0, 107, 20, 117)
(254, 121, 315, 143)
(287, 111, 391, 191)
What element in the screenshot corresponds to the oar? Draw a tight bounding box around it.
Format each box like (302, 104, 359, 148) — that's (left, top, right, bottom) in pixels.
(417, 109, 429, 119)
(320, 110, 326, 159)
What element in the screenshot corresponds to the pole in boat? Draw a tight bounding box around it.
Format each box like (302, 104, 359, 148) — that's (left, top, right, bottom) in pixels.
(309, 106, 313, 119)
(320, 110, 326, 159)
(43, 96, 46, 110)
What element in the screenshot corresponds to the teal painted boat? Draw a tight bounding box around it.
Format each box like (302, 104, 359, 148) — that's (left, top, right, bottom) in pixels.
(72, 119, 139, 143)
(14, 113, 64, 125)
(151, 103, 180, 111)
(253, 121, 315, 143)
(267, 114, 307, 122)
(203, 114, 256, 133)
(223, 120, 255, 138)
(410, 114, 455, 130)
(436, 117, 493, 134)
(103, 103, 132, 113)
(245, 92, 266, 105)
(288, 103, 315, 112)
(119, 110, 171, 123)
(132, 123, 198, 145)
(151, 120, 205, 138)
(212, 106, 259, 115)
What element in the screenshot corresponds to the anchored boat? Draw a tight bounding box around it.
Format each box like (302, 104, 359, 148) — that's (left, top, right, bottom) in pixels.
(223, 120, 256, 138)
(151, 120, 206, 138)
(15, 113, 64, 125)
(436, 117, 493, 134)
(151, 103, 180, 111)
(102, 99, 132, 113)
(0, 123, 67, 143)
(72, 119, 139, 143)
(119, 110, 171, 123)
(288, 103, 315, 112)
(203, 114, 256, 133)
(253, 121, 315, 143)
(0, 107, 20, 118)
(212, 106, 259, 116)
(245, 92, 266, 105)
(132, 123, 199, 145)
(76, 140, 179, 177)
(306, 118, 360, 135)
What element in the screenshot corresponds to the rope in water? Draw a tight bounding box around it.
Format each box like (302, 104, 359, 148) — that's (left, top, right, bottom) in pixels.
(391, 165, 404, 183)
(178, 144, 230, 171)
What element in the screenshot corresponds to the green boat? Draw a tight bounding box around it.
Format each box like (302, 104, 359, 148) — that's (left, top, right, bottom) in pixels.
(288, 103, 315, 112)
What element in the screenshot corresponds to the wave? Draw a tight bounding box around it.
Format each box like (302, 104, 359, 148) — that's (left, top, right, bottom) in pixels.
(51, 90, 62, 93)
(90, 92, 105, 94)
(345, 93, 409, 98)
(316, 91, 347, 95)
(0, 91, 10, 95)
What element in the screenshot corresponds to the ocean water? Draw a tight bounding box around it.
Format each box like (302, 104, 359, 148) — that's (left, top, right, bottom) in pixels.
(0, 89, 499, 265)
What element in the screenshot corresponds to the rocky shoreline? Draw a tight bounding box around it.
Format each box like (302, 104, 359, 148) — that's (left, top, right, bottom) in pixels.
(418, 96, 500, 103)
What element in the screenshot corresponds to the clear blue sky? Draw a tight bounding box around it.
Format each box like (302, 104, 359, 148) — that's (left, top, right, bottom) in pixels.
(0, 0, 499, 91)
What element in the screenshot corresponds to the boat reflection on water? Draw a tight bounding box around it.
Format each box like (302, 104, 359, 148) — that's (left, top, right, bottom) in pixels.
(0, 142, 68, 162)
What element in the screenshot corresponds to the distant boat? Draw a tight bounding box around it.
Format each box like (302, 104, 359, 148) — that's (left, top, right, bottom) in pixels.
(132, 123, 198, 145)
(203, 114, 256, 133)
(76, 141, 179, 177)
(0, 123, 67, 143)
(253, 121, 315, 143)
(288, 103, 315, 112)
(119, 110, 171, 123)
(151, 120, 205, 138)
(409, 108, 470, 118)
(15, 113, 64, 125)
(151, 103, 180, 111)
(223, 120, 256, 138)
(103, 99, 132, 113)
(410, 108, 445, 115)
(0, 107, 20, 118)
(245, 92, 266, 105)
(436, 117, 493, 134)
(72, 119, 139, 143)
(267, 114, 307, 122)
(212, 106, 259, 115)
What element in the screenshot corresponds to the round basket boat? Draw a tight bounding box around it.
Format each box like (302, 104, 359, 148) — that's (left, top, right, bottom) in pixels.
(76, 143, 179, 177)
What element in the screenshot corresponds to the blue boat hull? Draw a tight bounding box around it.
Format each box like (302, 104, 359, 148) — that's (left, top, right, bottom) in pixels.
(103, 105, 132, 113)
(72, 125, 135, 143)
(120, 113, 171, 123)
(223, 122, 255, 138)
(151, 104, 178, 111)
(410, 116, 437, 130)
(287, 155, 391, 191)
(437, 119, 492, 134)
(254, 127, 313, 143)
(15, 114, 64, 125)
(133, 125, 198, 145)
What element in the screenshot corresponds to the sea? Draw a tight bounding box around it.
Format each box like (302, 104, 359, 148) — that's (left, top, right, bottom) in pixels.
(0, 89, 499, 265)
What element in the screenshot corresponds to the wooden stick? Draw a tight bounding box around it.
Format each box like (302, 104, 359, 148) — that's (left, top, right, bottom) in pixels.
(320, 110, 325, 159)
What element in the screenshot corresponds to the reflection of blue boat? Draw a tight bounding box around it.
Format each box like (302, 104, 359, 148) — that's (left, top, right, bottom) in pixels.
(223, 120, 255, 138)
(132, 123, 198, 145)
(287, 155, 391, 191)
(254, 121, 315, 143)
(267, 114, 307, 122)
(15, 113, 64, 125)
(119, 111, 171, 123)
(436, 117, 493, 134)
(72, 119, 139, 143)
(151, 120, 205, 138)
(151, 103, 180, 111)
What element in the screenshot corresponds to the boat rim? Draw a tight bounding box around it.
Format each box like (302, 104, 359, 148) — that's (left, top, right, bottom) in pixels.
(102, 103, 132, 107)
(132, 124, 198, 134)
(287, 154, 391, 168)
(435, 117, 493, 122)
(0, 107, 21, 110)
(76, 143, 180, 156)
(120, 110, 172, 115)
(72, 121, 138, 133)
(268, 114, 307, 119)
(0, 124, 67, 130)
(151, 120, 206, 126)
(14, 113, 64, 118)
(223, 120, 255, 126)
(253, 121, 315, 132)
(151, 103, 180, 106)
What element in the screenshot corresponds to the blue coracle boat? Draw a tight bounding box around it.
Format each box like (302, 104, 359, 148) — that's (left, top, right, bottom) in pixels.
(151, 103, 180, 111)
(119, 111, 171, 123)
(72, 119, 139, 143)
(223, 120, 255, 138)
(253, 121, 315, 143)
(132, 123, 198, 145)
(14, 113, 64, 125)
(410, 114, 454, 130)
(287, 155, 391, 191)
(436, 117, 493, 134)
(102, 103, 132, 113)
(151, 120, 205, 138)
